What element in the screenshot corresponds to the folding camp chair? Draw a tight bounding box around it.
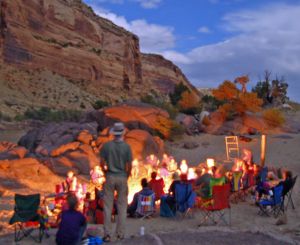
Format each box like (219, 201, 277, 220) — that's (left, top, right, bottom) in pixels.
(283, 175, 297, 210)
(136, 193, 155, 219)
(258, 184, 284, 218)
(175, 182, 196, 218)
(9, 194, 44, 243)
(198, 184, 231, 226)
(225, 136, 239, 161)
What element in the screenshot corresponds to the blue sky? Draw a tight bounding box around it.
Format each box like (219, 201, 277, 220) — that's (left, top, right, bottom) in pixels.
(83, 0, 300, 102)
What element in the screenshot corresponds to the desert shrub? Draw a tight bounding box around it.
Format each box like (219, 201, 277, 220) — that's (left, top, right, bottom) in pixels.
(141, 94, 179, 119)
(263, 108, 285, 128)
(202, 115, 210, 126)
(153, 115, 174, 139)
(21, 107, 82, 122)
(169, 82, 189, 106)
(92, 100, 111, 110)
(169, 121, 185, 141)
(0, 111, 12, 121)
(201, 95, 224, 111)
(178, 90, 202, 115)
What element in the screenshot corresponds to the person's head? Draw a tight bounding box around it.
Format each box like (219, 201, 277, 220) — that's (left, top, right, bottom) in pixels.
(172, 171, 180, 181)
(67, 171, 74, 179)
(180, 173, 188, 182)
(67, 193, 78, 210)
(284, 170, 293, 180)
(111, 122, 125, 139)
(151, 172, 157, 180)
(141, 178, 148, 188)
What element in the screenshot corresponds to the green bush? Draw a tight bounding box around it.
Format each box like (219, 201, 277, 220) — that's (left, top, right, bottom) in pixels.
(169, 82, 189, 106)
(201, 95, 224, 112)
(19, 107, 83, 122)
(92, 100, 111, 110)
(141, 94, 179, 119)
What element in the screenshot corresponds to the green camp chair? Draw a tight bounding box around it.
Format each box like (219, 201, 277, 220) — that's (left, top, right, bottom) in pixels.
(9, 194, 44, 243)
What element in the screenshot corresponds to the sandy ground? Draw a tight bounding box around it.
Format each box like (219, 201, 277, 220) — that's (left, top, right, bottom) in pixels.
(1, 127, 300, 244)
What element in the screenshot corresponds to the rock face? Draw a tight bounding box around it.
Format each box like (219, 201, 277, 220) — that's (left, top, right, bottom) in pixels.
(0, 0, 198, 116)
(15, 104, 167, 175)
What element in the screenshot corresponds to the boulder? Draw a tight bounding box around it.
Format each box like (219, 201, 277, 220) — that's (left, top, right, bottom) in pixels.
(99, 103, 172, 138)
(46, 157, 79, 176)
(51, 142, 81, 157)
(0, 146, 28, 160)
(124, 129, 164, 160)
(0, 157, 63, 192)
(77, 130, 93, 145)
(0, 141, 17, 153)
(183, 141, 199, 150)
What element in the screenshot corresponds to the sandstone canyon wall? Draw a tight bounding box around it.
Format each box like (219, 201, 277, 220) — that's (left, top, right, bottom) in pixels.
(0, 0, 198, 116)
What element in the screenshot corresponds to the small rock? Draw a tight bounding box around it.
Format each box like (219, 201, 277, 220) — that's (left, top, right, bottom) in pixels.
(183, 141, 199, 149)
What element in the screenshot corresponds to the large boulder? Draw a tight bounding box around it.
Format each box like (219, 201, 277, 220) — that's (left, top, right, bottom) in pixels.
(124, 129, 164, 160)
(0, 158, 63, 192)
(77, 130, 93, 145)
(92, 103, 172, 138)
(0, 146, 28, 160)
(51, 142, 81, 157)
(19, 122, 98, 154)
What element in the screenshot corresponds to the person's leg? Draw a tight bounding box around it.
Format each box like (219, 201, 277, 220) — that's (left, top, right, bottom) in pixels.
(115, 176, 128, 238)
(103, 176, 115, 239)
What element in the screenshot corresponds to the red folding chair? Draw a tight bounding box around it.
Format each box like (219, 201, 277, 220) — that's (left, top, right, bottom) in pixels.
(198, 184, 231, 226)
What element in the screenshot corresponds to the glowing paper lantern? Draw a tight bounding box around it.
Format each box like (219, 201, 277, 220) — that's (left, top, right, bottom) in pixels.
(180, 160, 188, 174)
(206, 158, 215, 168)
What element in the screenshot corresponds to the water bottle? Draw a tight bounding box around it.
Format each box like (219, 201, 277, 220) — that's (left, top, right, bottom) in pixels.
(140, 226, 145, 236)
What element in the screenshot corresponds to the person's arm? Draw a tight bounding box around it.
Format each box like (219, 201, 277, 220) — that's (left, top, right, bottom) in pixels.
(100, 144, 108, 174)
(126, 146, 133, 178)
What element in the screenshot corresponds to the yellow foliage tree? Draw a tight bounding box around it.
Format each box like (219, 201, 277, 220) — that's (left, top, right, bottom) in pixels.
(212, 80, 263, 119)
(178, 90, 201, 114)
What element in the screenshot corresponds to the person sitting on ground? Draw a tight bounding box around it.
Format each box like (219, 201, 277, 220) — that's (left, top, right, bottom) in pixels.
(56, 193, 87, 245)
(149, 171, 165, 201)
(194, 167, 213, 199)
(127, 178, 154, 217)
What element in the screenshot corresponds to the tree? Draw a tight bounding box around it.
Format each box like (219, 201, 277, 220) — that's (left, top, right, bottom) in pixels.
(178, 90, 201, 114)
(252, 70, 288, 105)
(213, 80, 263, 120)
(234, 75, 249, 93)
(169, 82, 189, 106)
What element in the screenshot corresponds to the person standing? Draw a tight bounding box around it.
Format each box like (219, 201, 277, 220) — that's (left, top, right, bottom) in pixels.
(100, 122, 132, 242)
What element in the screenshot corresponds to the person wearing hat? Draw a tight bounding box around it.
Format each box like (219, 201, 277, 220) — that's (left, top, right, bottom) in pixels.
(100, 122, 133, 242)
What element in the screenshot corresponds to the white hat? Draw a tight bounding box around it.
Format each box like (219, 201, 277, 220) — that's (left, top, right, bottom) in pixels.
(111, 122, 125, 136)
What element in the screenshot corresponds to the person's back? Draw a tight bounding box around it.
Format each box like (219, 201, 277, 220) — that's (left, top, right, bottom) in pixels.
(195, 172, 212, 198)
(149, 172, 165, 201)
(100, 122, 132, 242)
(56, 194, 86, 245)
(101, 140, 132, 177)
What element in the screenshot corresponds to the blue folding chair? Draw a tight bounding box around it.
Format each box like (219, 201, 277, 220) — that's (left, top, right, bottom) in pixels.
(175, 182, 196, 218)
(258, 184, 283, 218)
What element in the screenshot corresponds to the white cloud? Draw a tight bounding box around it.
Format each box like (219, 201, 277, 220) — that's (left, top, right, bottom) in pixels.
(134, 0, 162, 9)
(198, 26, 212, 34)
(164, 3, 300, 101)
(93, 7, 175, 53)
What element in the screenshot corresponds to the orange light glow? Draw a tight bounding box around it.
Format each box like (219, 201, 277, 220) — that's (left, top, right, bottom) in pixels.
(180, 159, 188, 174)
(206, 158, 215, 168)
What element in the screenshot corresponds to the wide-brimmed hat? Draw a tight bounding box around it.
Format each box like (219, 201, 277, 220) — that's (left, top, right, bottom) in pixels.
(111, 122, 125, 136)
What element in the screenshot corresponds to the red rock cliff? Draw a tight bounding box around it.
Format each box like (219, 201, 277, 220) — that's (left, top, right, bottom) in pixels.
(0, 0, 198, 116)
